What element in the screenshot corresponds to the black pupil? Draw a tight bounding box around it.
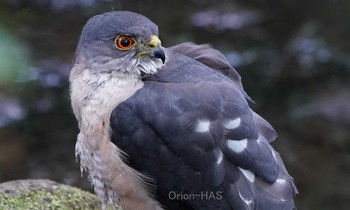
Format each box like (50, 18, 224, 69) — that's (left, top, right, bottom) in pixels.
(120, 37, 131, 47)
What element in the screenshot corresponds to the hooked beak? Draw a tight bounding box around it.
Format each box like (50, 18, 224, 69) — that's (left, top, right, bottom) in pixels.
(149, 45, 165, 64)
(136, 35, 166, 63)
(147, 36, 165, 63)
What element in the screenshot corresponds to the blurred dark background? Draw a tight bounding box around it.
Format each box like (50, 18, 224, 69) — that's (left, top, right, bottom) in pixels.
(0, 0, 349, 209)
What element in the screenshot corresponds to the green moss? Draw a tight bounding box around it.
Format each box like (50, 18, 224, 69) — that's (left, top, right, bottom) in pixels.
(0, 179, 119, 210)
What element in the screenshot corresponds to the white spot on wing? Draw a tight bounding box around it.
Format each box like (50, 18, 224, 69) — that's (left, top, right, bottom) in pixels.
(272, 150, 278, 160)
(216, 151, 223, 164)
(276, 178, 287, 185)
(195, 119, 211, 132)
(239, 192, 253, 207)
(224, 117, 241, 129)
(256, 134, 263, 143)
(239, 167, 255, 182)
(227, 139, 248, 153)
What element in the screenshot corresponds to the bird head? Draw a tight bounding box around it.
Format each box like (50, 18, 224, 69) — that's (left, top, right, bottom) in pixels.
(74, 11, 165, 76)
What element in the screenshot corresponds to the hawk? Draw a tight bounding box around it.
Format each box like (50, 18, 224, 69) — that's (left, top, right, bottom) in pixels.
(69, 11, 297, 210)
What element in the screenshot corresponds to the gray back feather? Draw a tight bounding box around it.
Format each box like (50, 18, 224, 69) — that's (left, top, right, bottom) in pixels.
(170, 42, 277, 142)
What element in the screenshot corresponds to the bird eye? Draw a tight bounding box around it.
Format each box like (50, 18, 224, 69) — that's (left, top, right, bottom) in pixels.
(114, 35, 135, 50)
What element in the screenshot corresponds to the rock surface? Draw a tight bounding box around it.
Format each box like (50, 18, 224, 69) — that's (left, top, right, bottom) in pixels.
(0, 179, 110, 210)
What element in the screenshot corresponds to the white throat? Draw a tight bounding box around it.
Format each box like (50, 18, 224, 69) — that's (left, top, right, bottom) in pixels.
(69, 63, 163, 210)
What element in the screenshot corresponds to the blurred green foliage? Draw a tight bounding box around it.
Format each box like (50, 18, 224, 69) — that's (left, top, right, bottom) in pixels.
(0, 26, 29, 88)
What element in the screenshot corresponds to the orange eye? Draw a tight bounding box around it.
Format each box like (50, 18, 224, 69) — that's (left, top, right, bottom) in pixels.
(114, 35, 135, 50)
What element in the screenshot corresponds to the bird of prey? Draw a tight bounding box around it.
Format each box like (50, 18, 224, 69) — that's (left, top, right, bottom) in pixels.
(69, 11, 297, 210)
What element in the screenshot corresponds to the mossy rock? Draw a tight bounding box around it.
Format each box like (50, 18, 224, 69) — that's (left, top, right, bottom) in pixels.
(0, 179, 109, 210)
